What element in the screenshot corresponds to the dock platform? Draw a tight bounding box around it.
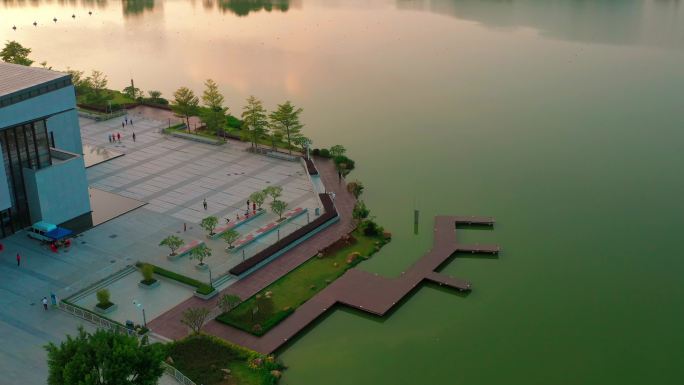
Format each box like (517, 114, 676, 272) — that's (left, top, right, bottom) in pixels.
(201, 215, 500, 354)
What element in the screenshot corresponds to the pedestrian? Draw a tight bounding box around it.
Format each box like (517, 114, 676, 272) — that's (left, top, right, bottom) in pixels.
(132, 132, 136, 142)
(252, 202, 256, 211)
(16, 252, 20, 266)
(130, 119, 134, 126)
(332, 191, 336, 201)
(203, 198, 207, 210)
(236, 213, 240, 221)
(225, 217, 231, 224)
(117, 132, 121, 142)
(338, 170, 342, 181)
(122, 121, 125, 129)
(183, 222, 187, 232)
(246, 200, 250, 211)
(108, 134, 111, 143)
(42, 296, 48, 311)
(125, 117, 128, 125)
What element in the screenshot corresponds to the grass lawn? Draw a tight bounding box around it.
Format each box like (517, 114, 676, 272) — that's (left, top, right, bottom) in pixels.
(216, 230, 389, 335)
(77, 90, 136, 108)
(166, 334, 283, 385)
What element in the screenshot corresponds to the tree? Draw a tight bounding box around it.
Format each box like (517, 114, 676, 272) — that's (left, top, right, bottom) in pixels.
(269, 101, 304, 154)
(200, 79, 228, 133)
(263, 186, 282, 202)
(159, 235, 184, 256)
(250, 191, 266, 209)
(241, 96, 268, 150)
(329, 145, 346, 158)
(123, 84, 143, 100)
(218, 294, 241, 313)
(270, 200, 288, 220)
(181, 307, 210, 334)
(352, 200, 370, 225)
(1, 41, 33, 66)
(45, 327, 164, 385)
(66, 68, 91, 97)
(347, 180, 364, 199)
(85, 70, 111, 106)
(200, 216, 219, 236)
(147, 90, 162, 103)
(293, 135, 312, 159)
(222, 229, 240, 249)
(334, 155, 355, 177)
(172, 87, 200, 130)
(189, 244, 212, 266)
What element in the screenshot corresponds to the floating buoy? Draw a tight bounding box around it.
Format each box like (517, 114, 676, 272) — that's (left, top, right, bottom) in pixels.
(33, 21, 37, 26)
(53, 17, 57, 23)
(12, 25, 16, 30)
(72, 14, 76, 19)
(89, 11, 92, 15)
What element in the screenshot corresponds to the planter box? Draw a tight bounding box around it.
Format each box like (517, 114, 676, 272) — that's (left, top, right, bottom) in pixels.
(138, 280, 160, 289)
(194, 289, 219, 300)
(94, 303, 118, 314)
(195, 263, 209, 271)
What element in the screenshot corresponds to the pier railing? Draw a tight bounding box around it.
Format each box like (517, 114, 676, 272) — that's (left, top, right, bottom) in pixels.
(58, 301, 137, 337)
(161, 362, 198, 385)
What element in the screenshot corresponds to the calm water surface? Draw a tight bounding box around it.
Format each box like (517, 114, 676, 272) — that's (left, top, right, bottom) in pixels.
(3, 1, 684, 384)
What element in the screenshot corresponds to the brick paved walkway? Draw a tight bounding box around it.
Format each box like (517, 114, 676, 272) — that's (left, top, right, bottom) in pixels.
(148, 157, 356, 340)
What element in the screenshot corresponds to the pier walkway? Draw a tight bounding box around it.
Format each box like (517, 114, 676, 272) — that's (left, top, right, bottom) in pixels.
(202, 215, 499, 354)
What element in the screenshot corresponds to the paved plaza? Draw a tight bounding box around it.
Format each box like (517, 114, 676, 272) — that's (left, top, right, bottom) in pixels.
(0, 111, 322, 384)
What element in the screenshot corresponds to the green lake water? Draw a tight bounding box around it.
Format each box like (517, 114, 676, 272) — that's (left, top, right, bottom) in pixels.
(2, 1, 683, 383)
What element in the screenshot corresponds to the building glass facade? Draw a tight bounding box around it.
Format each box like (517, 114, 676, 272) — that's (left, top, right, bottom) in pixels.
(0, 119, 53, 236)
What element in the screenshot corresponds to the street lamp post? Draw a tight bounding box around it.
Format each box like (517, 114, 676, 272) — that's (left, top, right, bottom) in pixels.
(208, 267, 213, 289)
(133, 300, 147, 327)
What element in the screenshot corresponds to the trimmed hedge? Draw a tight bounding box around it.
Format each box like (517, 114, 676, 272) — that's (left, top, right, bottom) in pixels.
(229, 193, 337, 276)
(216, 308, 295, 336)
(136, 262, 214, 295)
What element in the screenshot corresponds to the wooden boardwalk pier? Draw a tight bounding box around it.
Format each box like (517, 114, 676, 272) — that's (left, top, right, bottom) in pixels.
(201, 215, 500, 354)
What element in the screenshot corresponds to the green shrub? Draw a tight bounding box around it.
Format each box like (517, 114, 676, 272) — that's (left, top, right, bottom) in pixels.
(319, 148, 330, 158)
(363, 220, 382, 236)
(141, 263, 156, 284)
(137, 263, 213, 295)
(226, 114, 243, 129)
(312, 148, 320, 156)
(334, 155, 355, 170)
(96, 289, 112, 308)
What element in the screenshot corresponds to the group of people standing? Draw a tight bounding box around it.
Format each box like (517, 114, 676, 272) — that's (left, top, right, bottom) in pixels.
(108, 117, 136, 143)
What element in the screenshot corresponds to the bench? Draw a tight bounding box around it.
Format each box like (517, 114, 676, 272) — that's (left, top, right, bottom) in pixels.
(228, 208, 308, 253)
(211, 209, 265, 239)
(229, 195, 337, 276)
(167, 239, 205, 261)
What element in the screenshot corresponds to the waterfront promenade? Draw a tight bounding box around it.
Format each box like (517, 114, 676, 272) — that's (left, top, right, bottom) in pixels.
(148, 158, 357, 338)
(201, 215, 498, 354)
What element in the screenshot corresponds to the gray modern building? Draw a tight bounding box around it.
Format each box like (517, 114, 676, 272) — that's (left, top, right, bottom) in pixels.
(0, 62, 90, 238)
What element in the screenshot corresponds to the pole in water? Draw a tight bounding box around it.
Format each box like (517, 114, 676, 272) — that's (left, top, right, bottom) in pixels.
(414, 209, 419, 235)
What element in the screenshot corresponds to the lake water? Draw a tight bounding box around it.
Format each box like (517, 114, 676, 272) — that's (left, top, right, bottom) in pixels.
(3, 1, 684, 384)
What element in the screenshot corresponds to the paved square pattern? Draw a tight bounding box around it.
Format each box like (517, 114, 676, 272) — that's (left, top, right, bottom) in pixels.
(0, 113, 322, 384)
(77, 114, 323, 283)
